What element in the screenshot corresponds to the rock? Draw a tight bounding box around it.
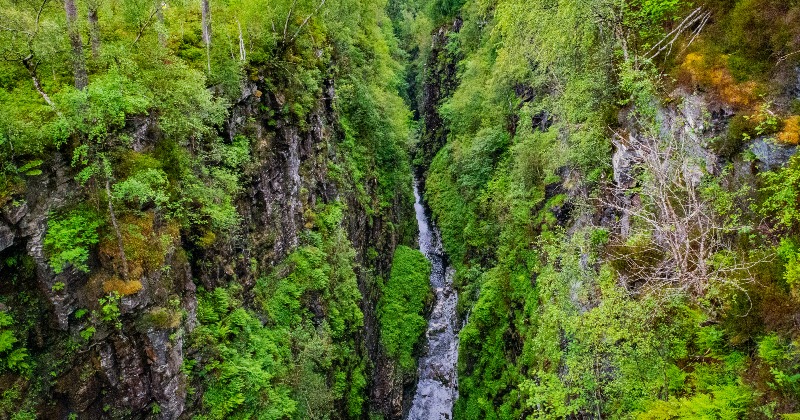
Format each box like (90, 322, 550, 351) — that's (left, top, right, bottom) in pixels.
(144, 330, 186, 420)
(0, 223, 14, 253)
(3, 201, 27, 224)
(749, 137, 798, 172)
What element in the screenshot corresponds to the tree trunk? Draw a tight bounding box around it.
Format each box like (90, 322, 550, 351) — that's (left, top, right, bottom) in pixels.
(105, 178, 129, 279)
(64, 0, 88, 89)
(237, 20, 245, 61)
(88, 2, 101, 59)
(156, 1, 166, 47)
(201, 0, 211, 72)
(22, 58, 57, 111)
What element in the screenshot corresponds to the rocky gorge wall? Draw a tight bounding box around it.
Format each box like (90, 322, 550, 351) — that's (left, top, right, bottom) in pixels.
(0, 73, 415, 419)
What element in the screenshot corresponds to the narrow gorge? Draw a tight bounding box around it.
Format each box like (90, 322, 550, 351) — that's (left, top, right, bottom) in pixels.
(2, 0, 800, 419)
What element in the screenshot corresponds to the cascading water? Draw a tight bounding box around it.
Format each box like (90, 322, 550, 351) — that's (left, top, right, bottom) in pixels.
(407, 178, 459, 420)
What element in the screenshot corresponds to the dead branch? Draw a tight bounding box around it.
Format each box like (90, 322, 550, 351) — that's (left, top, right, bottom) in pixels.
(646, 8, 711, 61)
(288, 0, 326, 44)
(600, 126, 768, 298)
(776, 49, 800, 67)
(282, 0, 297, 43)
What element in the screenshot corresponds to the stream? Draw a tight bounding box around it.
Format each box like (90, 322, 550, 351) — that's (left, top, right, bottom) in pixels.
(407, 178, 459, 420)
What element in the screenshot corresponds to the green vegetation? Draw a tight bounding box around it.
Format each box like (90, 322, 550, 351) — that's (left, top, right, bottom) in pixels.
(3, 0, 800, 417)
(189, 203, 367, 418)
(44, 208, 103, 273)
(0, 0, 416, 417)
(379, 245, 432, 371)
(394, 0, 800, 418)
(0, 311, 30, 374)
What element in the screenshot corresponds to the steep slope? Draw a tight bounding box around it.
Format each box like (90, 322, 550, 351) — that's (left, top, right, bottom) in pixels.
(397, 0, 800, 418)
(0, 0, 429, 418)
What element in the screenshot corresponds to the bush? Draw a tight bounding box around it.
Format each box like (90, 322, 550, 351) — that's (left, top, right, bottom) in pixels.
(44, 208, 104, 274)
(378, 245, 432, 371)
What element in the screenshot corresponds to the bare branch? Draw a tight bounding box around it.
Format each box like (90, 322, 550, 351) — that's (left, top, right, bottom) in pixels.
(288, 0, 326, 44)
(600, 125, 767, 298)
(776, 49, 800, 67)
(132, 2, 163, 45)
(283, 0, 297, 43)
(646, 8, 711, 61)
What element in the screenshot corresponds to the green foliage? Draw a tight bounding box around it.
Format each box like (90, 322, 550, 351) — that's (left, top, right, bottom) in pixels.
(191, 286, 296, 420)
(190, 203, 368, 419)
(112, 168, 170, 211)
(0, 311, 30, 374)
(758, 334, 800, 396)
(378, 245, 432, 371)
(59, 69, 150, 144)
(0, 0, 416, 418)
(637, 383, 755, 419)
(762, 155, 800, 232)
(777, 239, 800, 299)
(396, 0, 800, 417)
(44, 208, 103, 274)
(99, 292, 122, 330)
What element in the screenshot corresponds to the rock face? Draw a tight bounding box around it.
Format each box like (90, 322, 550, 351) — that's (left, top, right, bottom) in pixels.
(0, 150, 195, 418)
(415, 18, 462, 188)
(0, 77, 410, 418)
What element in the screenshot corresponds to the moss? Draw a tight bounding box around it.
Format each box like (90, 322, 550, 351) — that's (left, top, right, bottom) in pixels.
(679, 52, 759, 108)
(102, 278, 143, 296)
(143, 307, 181, 329)
(778, 116, 800, 145)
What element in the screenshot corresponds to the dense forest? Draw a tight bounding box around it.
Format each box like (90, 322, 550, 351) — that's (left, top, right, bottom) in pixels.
(0, 0, 800, 418)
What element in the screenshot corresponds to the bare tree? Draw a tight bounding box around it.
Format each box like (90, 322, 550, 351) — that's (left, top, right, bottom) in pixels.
(645, 7, 711, 61)
(64, 0, 88, 89)
(155, 0, 166, 47)
(237, 19, 245, 61)
(603, 127, 763, 298)
(279, 0, 326, 45)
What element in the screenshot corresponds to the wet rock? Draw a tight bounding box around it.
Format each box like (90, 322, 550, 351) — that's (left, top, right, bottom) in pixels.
(749, 137, 798, 172)
(56, 359, 101, 412)
(102, 334, 151, 411)
(3, 201, 27, 225)
(408, 180, 458, 420)
(144, 330, 186, 419)
(0, 223, 13, 253)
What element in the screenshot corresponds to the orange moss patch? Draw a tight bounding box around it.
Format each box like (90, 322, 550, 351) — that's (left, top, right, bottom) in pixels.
(103, 278, 143, 295)
(98, 212, 180, 278)
(778, 116, 800, 145)
(680, 52, 759, 108)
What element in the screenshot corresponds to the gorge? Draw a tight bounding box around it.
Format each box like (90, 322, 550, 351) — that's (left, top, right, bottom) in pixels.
(1, 0, 800, 419)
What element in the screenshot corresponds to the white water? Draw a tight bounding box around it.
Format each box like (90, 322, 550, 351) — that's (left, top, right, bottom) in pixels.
(407, 178, 459, 420)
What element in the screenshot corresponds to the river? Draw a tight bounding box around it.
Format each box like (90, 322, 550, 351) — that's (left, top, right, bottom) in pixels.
(406, 178, 459, 420)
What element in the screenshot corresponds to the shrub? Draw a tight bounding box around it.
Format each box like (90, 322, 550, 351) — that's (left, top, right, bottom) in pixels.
(44, 208, 104, 274)
(378, 245, 432, 371)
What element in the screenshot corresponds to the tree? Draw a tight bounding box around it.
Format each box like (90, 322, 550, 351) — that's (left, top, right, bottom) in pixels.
(87, 0, 100, 58)
(63, 0, 87, 89)
(0, 0, 62, 109)
(605, 126, 760, 297)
